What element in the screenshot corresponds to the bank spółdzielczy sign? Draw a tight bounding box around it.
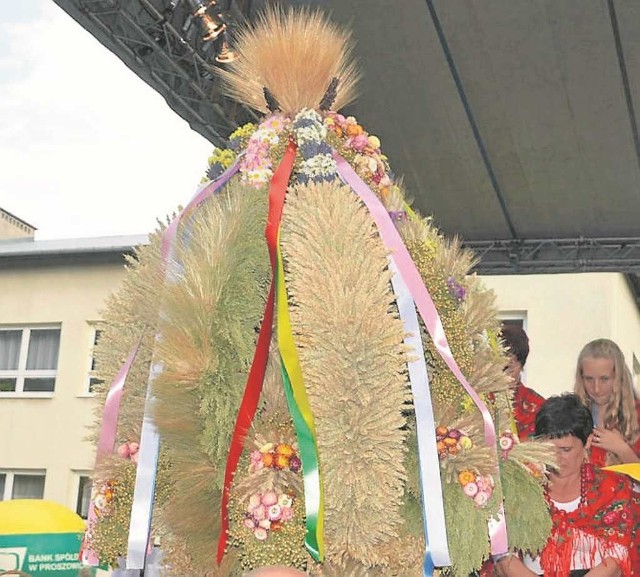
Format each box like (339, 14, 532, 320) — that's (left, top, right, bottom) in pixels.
(0, 533, 96, 576)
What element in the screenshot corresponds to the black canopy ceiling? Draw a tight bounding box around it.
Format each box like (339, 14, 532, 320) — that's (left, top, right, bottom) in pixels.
(51, 0, 640, 280)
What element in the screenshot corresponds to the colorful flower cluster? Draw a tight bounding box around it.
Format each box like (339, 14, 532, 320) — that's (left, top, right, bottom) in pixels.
(458, 470, 495, 507)
(206, 124, 257, 181)
(292, 109, 336, 184)
(116, 441, 140, 464)
(206, 148, 238, 180)
(92, 480, 116, 518)
(244, 491, 296, 541)
(239, 115, 288, 188)
(324, 112, 394, 198)
(249, 442, 301, 474)
(436, 425, 473, 458)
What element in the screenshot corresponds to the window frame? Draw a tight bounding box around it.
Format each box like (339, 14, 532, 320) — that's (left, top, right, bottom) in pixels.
(84, 324, 104, 396)
(0, 325, 61, 397)
(75, 473, 93, 519)
(0, 469, 46, 500)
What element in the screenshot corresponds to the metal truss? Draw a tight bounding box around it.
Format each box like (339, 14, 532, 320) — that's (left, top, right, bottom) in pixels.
(52, 0, 260, 147)
(463, 237, 640, 275)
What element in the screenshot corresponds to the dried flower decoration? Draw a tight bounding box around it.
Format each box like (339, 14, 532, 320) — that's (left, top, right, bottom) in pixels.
(436, 425, 473, 458)
(249, 442, 301, 474)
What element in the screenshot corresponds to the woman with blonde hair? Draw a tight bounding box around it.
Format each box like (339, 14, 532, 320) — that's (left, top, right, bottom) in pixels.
(574, 338, 640, 466)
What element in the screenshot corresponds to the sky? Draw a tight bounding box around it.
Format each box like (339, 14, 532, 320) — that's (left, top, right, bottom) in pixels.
(0, 0, 215, 240)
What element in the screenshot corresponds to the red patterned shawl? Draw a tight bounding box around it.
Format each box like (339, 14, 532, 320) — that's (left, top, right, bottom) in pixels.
(541, 463, 637, 577)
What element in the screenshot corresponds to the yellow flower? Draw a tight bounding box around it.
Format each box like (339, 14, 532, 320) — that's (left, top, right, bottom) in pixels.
(368, 135, 381, 149)
(458, 470, 476, 485)
(275, 443, 295, 457)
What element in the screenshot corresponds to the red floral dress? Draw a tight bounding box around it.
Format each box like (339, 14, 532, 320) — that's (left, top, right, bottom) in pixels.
(541, 463, 638, 577)
(590, 399, 640, 467)
(512, 381, 545, 441)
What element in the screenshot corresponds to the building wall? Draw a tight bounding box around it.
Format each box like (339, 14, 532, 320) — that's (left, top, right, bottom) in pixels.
(480, 272, 640, 399)
(0, 261, 126, 510)
(0, 209, 35, 239)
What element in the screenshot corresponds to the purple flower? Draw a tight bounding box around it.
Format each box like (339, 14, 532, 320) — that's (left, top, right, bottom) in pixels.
(206, 162, 225, 180)
(293, 117, 315, 129)
(388, 211, 407, 223)
(299, 141, 323, 159)
(228, 136, 242, 151)
(447, 276, 466, 302)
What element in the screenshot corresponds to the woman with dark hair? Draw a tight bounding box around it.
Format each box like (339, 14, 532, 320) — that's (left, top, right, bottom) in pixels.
(501, 325, 545, 440)
(574, 338, 640, 466)
(495, 394, 638, 577)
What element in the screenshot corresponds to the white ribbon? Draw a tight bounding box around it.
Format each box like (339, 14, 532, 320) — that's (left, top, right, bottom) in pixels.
(126, 361, 162, 569)
(389, 259, 451, 569)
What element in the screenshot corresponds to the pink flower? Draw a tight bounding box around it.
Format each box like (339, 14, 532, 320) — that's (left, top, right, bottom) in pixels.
(261, 491, 278, 507)
(477, 475, 494, 491)
(252, 504, 266, 521)
(268, 505, 282, 521)
(254, 527, 268, 541)
(499, 434, 514, 451)
(247, 494, 261, 512)
(116, 443, 130, 459)
(258, 518, 271, 529)
(250, 450, 263, 464)
(463, 482, 479, 497)
(349, 133, 369, 152)
(243, 517, 256, 529)
(261, 114, 287, 131)
(474, 491, 490, 507)
(280, 506, 294, 521)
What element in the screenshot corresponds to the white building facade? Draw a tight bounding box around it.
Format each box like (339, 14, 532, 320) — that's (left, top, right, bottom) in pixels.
(481, 272, 640, 399)
(0, 216, 146, 519)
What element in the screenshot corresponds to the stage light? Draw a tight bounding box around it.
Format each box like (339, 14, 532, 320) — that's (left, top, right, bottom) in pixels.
(190, 0, 226, 41)
(215, 32, 236, 63)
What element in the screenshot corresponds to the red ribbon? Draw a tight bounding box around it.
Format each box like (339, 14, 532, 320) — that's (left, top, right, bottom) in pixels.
(217, 140, 298, 562)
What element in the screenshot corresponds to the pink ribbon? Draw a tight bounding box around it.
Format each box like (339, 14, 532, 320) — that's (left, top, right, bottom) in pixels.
(82, 341, 141, 565)
(333, 151, 508, 555)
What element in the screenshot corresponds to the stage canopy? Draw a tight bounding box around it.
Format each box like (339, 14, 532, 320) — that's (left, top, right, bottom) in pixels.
(52, 0, 640, 291)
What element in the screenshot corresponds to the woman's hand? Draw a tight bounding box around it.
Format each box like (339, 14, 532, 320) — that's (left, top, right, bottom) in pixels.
(593, 428, 640, 462)
(584, 556, 622, 577)
(493, 556, 538, 577)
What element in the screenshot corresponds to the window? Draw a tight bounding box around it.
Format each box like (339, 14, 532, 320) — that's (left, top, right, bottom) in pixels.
(87, 326, 104, 394)
(0, 470, 46, 500)
(501, 318, 525, 332)
(0, 326, 61, 394)
(76, 475, 92, 519)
